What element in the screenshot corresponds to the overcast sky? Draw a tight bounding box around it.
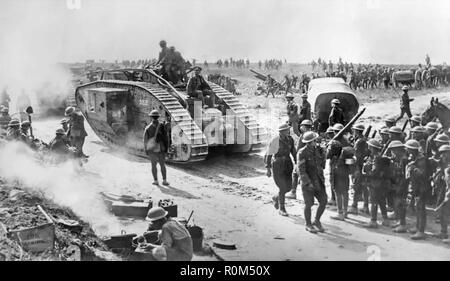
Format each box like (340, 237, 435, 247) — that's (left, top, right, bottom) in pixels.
(1, 0, 450, 64)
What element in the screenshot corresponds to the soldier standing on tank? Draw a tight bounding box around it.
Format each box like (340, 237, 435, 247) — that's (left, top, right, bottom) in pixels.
(395, 86, 414, 123)
(363, 139, 391, 228)
(144, 110, 169, 187)
(265, 123, 297, 216)
(404, 139, 429, 239)
(348, 124, 370, 215)
(285, 93, 300, 137)
(298, 131, 327, 233)
(65, 107, 88, 158)
(287, 119, 313, 200)
(328, 99, 345, 127)
(299, 93, 311, 123)
(157, 40, 170, 80)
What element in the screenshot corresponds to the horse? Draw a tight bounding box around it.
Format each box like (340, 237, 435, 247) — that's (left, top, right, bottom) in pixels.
(421, 97, 450, 129)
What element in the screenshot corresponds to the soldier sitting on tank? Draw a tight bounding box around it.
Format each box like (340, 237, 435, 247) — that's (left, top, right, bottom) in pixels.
(186, 67, 216, 108)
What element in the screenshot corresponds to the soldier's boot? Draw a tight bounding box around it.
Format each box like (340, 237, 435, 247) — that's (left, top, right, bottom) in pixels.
(387, 212, 397, 220)
(410, 231, 426, 240)
(331, 213, 345, 221)
(162, 180, 170, 186)
(272, 196, 279, 210)
(432, 232, 448, 240)
(348, 205, 359, 215)
(327, 199, 336, 206)
(285, 190, 297, 199)
(279, 196, 288, 216)
(343, 210, 348, 219)
(393, 224, 408, 233)
(391, 221, 401, 228)
(382, 219, 391, 227)
(365, 220, 378, 229)
(305, 224, 318, 234)
(279, 210, 288, 217)
(152, 180, 159, 186)
(313, 220, 325, 233)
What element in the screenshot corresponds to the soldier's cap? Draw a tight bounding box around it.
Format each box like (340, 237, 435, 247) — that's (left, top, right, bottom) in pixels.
(384, 117, 396, 123)
(55, 128, 66, 135)
(331, 98, 340, 104)
(367, 139, 382, 149)
(402, 85, 409, 91)
(411, 126, 426, 133)
(60, 118, 69, 124)
(388, 140, 404, 149)
(194, 66, 202, 71)
(435, 134, 450, 143)
(65, 106, 75, 116)
(1, 107, 8, 113)
(332, 123, 344, 131)
(159, 40, 167, 46)
(410, 115, 421, 123)
(8, 119, 20, 127)
(300, 119, 313, 127)
(278, 123, 291, 132)
(425, 122, 439, 130)
(438, 144, 450, 153)
(326, 127, 335, 134)
(149, 110, 160, 117)
(285, 93, 294, 99)
(351, 124, 365, 131)
(301, 93, 308, 98)
(404, 139, 420, 150)
(302, 131, 319, 143)
(388, 126, 402, 134)
(21, 120, 30, 127)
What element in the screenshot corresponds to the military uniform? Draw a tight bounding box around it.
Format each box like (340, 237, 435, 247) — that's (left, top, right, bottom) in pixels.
(406, 152, 428, 236)
(350, 135, 370, 213)
(265, 133, 296, 214)
(395, 91, 414, 122)
(328, 106, 345, 127)
(68, 112, 88, 156)
(144, 119, 169, 183)
(298, 142, 327, 228)
(186, 73, 216, 107)
(299, 100, 311, 122)
(390, 150, 409, 230)
(286, 100, 299, 136)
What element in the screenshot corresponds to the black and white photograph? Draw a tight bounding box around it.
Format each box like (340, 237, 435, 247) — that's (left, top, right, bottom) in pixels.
(0, 0, 449, 265)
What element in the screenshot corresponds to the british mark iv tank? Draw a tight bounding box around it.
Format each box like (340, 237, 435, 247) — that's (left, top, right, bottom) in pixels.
(75, 68, 267, 162)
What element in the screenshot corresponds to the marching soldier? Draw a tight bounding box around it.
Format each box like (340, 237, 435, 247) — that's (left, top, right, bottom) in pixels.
(298, 131, 327, 233)
(434, 145, 450, 241)
(424, 122, 440, 158)
(328, 99, 345, 127)
(410, 126, 427, 153)
(395, 85, 414, 123)
(388, 141, 409, 233)
(363, 139, 391, 228)
(348, 124, 370, 215)
(385, 126, 405, 213)
(287, 119, 313, 199)
(65, 107, 88, 158)
(298, 93, 311, 123)
(326, 123, 346, 206)
(285, 93, 300, 136)
(384, 117, 397, 129)
(405, 139, 429, 240)
(265, 123, 297, 216)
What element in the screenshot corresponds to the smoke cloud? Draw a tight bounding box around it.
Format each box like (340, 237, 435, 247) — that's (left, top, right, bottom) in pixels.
(0, 141, 123, 236)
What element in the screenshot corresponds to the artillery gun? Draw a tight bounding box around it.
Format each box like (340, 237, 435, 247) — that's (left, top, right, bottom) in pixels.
(74, 67, 267, 162)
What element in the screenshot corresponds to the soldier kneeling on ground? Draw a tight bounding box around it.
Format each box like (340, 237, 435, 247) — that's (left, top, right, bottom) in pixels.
(49, 128, 78, 163)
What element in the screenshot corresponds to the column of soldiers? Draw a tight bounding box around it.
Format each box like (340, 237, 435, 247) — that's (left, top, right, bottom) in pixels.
(265, 94, 450, 242)
(216, 58, 250, 69)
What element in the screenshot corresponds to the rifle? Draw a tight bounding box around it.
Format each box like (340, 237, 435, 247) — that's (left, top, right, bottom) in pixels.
(371, 130, 377, 139)
(402, 119, 409, 132)
(364, 125, 372, 139)
(331, 107, 366, 142)
(249, 69, 293, 94)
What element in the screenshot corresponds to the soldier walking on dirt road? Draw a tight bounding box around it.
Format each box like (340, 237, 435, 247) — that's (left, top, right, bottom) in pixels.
(265, 123, 297, 216)
(144, 110, 170, 186)
(395, 86, 414, 123)
(298, 131, 327, 233)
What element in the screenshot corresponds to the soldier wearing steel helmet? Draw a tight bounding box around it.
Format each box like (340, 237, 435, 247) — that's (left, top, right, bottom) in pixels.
(285, 93, 300, 136)
(395, 85, 414, 123)
(299, 93, 311, 123)
(297, 131, 327, 233)
(49, 128, 71, 155)
(144, 110, 169, 186)
(348, 124, 370, 215)
(328, 98, 345, 127)
(384, 117, 397, 129)
(362, 139, 391, 228)
(387, 140, 409, 233)
(65, 106, 88, 158)
(424, 121, 440, 158)
(5, 119, 21, 141)
(405, 139, 429, 240)
(434, 145, 450, 242)
(265, 123, 296, 216)
(0, 107, 11, 131)
(287, 119, 313, 200)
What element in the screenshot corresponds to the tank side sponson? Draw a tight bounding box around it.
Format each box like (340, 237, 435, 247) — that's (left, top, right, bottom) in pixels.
(75, 81, 208, 162)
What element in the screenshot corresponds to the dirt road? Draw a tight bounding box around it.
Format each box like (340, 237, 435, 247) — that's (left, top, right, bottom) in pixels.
(30, 90, 450, 260)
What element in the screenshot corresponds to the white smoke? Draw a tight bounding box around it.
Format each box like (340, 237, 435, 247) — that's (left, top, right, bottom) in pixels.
(0, 141, 122, 236)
